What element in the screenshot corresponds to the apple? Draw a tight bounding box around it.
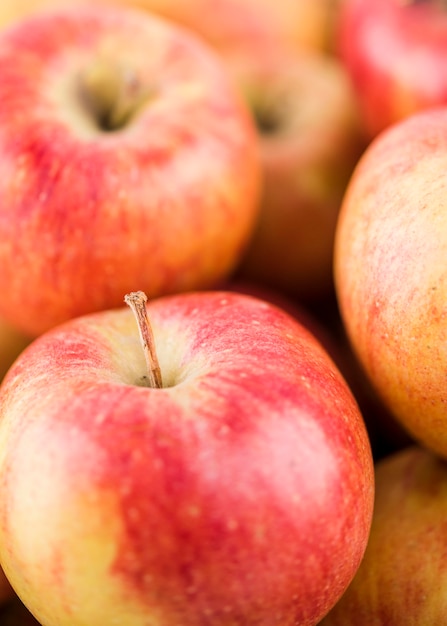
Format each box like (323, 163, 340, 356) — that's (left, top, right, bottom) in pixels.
(0, 318, 30, 382)
(0, 289, 374, 626)
(233, 47, 366, 301)
(320, 445, 447, 625)
(334, 106, 447, 460)
(0, 4, 261, 337)
(0, 0, 344, 55)
(97, 0, 339, 57)
(337, 0, 447, 139)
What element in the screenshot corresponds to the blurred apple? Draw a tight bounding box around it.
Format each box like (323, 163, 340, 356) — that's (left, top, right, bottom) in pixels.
(337, 0, 447, 138)
(0, 290, 374, 626)
(0, 4, 261, 337)
(334, 107, 447, 460)
(320, 445, 447, 625)
(234, 47, 366, 301)
(103, 0, 339, 57)
(0, 318, 30, 382)
(0, 0, 347, 55)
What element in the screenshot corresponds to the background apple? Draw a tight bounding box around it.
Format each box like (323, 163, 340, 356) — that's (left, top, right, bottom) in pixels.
(0, 290, 374, 626)
(233, 46, 366, 301)
(320, 445, 447, 625)
(337, 0, 447, 138)
(0, 0, 346, 56)
(334, 106, 447, 460)
(0, 4, 261, 337)
(95, 0, 340, 57)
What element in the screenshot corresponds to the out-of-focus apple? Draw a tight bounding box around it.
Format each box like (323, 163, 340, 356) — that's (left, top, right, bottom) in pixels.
(334, 107, 447, 460)
(0, 5, 261, 337)
(233, 47, 366, 300)
(320, 445, 447, 625)
(0, 290, 374, 626)
(337, 0, 447, 138)
(0, 0, 348, 57)
(100, 0, 339, 57)
(0, 318, 30, 382)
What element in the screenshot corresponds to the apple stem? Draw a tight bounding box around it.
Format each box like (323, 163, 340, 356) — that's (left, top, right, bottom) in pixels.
(124, 291, 163, 389)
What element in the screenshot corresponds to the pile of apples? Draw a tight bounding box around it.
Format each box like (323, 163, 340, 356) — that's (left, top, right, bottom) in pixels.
(0, 0, 446, 624)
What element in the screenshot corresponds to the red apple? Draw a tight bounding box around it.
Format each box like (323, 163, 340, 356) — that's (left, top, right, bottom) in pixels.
(0, 290, 374, 626)
(334, 107, 447, 460)
(233, 47, 366, 300)
(320, 445, 447, 625)
(337, 0, 447, 138)
(0, 4, 261, 337)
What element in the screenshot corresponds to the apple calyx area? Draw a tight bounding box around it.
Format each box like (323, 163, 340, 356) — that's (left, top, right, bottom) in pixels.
(79, 62, 152, 132)
(124, 291, 163, 389)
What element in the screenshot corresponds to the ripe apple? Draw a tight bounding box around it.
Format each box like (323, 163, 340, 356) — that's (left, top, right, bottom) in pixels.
(0, 0, 346, 57)
(0, 318, 30, 382)
(337, 0, 447, 138)
(96, 0, 339, 57)
(320, 445, 447, 625)
(0, 290, 374, 626)
(0, 4, 261, 337)
(233, 47, 366, 300)
(334, 107, 447, 460)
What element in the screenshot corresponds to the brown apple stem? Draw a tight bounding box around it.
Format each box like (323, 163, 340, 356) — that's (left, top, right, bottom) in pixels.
(124, 291, 163, 389)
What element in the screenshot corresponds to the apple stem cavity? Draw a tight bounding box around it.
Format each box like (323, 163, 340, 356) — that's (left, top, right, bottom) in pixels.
(79, 62, 152, 132)
(124, 291, 163, 389)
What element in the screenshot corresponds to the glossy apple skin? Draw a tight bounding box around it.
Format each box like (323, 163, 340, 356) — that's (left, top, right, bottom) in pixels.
(0, 5, 261, 337)
(321, 445, 447, 625)
(334, 107, 447, 460)
(0, 291, 374, 626)
(234, 48, 366, 300)
(337, 0, 447, 138)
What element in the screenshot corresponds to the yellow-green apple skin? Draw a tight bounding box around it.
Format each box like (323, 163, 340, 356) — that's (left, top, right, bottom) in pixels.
(0, 291, 374, 626)
(334, 107, 447, 460)
(0, 318, 32, 606)
(320, 445, 447, 625)
(235, 48, 366, 300)
(0, 5, 261, 337)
